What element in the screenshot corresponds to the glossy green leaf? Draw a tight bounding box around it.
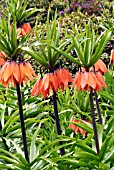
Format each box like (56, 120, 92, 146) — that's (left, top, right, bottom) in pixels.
(66, 121, 93, 133)
(21, 47, 48, 67)
(30, 125, 41, 162)
(99, 136, 111, 160)
(84, 22, 91, 64)
(17, 154, 28, 166)
(11, 20, 17, 52)
(72, 36, 85, 65)
(20, 8, 40, 22)
(50, 45, 82, 66)
(75, 142, 98, 156)
(88, 30, 112, 67)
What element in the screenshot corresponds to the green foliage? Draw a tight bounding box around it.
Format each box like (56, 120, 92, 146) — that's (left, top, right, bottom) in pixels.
(51, 21, 111, 68)
(0, 0, 114, 169)
(1, 0, 40, 23)
(0, 77, 114, 169)
(0, 17, 31, 59)
(22, 11, 72, 68)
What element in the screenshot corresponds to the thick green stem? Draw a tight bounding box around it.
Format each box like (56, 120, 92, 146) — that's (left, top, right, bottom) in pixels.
(89, 88, 100, 154)
(16, 83, 29, 162)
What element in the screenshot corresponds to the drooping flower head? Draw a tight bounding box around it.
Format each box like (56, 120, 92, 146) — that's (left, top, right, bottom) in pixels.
(0, 61, 20, 87)
(32, 72, 58, 98)
(56, 68, 72, 90)
(73, 58, 108, 92)
(41, 73, 59, 98)
(32, 68, 72, 98)
(10, 23, 32, 39)
(72, 71, 107, 91)
(0, 61, 37, 87)
(19, 61, 37, 84)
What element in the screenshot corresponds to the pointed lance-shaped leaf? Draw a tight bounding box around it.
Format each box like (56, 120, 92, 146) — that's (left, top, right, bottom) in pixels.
(87, 30, 112, 67)
(21, 47, 49, 67)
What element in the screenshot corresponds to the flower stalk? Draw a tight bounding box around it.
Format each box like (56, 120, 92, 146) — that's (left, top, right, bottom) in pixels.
(53, 91, 65, 156)
(94, 90, 102, 125)
(16, 83, 29, 162)
(89, 88, 100, 155)
(50, 65, 65, 156)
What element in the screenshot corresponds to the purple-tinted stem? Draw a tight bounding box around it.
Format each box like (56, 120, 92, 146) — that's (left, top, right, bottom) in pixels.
(94, 90, 102, 124)
(53, 92, 65, 156)
(49, 65, 65, 155)
(16, 83, 29, 162)
(89, 88, 100, 154)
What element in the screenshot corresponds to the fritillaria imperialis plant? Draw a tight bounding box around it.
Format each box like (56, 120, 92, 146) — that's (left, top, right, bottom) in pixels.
(22, 11, 76, 156)
(0, 1, 113, 168)
(51, 20, 111, 154)
(0, 0, 40, 163)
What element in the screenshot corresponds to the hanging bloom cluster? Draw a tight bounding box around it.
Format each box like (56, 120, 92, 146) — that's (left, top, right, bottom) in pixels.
(72, 59, 108, 91)
(72, 71, 107, 91)
(67, 118, 90, 137)
(32, 68, 72, 98)
(0, 61, 37, 87)
(0, 22, 33, 87)
(31, 59, 108, 98)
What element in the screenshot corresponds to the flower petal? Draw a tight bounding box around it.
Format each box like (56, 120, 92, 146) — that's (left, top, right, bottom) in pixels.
(88, 72, 96, 89)
(42, 74, 50, 91)
(81, 72, 88, 89)
(12, 61, 20, 82)
(96, 72, 107, 88)
(3, 62, 12, 82)
(49, 73, 58, 92)
(31, 78, 42, 96)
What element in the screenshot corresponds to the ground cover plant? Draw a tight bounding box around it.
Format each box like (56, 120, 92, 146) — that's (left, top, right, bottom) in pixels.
(0, 0, 114, 169)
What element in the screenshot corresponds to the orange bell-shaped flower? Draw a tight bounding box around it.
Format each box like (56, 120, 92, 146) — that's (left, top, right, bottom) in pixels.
(56, 68, 72, 90)
(0, 61, 20, 87)
(19, 61, 37, 84)
(32, 68, 72, 98)
(17, 23, 32, 38)
(21, 23, 32, 35)
(73, 71, 107, 91)
(90, 59, 108, 74)
(0, 61, 36, 87)
(40, 73, 59, 98)
(31, 78, 43, 96)
(95, 71, 107, 91)
(31, 72, 58, 98)
(72, 72, 82, 91)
